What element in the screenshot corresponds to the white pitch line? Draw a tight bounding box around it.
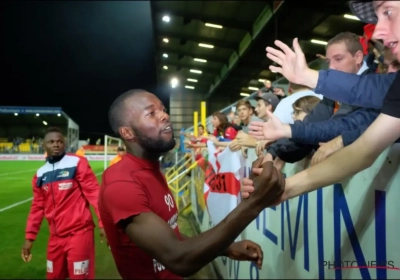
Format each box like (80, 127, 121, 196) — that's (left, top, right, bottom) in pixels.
(0, 197, 33, 213)
(0, 171, 103, 213)
(0, 169, 37, 177)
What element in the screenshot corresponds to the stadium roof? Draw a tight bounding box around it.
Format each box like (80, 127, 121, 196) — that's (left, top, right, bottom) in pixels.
(0, 106, 75, 127)
(0, 106, 62, 115)
(151, 1, 365, 107)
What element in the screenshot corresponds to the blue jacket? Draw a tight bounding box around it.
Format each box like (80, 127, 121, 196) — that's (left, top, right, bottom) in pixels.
(315, 71, 396, 108)
(290, 108, 380, 145)
(267, 98, 334, 162)
(267, 71, 394, 162)
(341, 125, 369, 146)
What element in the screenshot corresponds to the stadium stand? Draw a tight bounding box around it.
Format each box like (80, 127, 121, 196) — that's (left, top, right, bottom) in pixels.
(0, 106, 79, 154)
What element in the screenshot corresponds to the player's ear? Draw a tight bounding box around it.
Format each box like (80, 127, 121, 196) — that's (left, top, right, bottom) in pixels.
(119, 127, 135, 141)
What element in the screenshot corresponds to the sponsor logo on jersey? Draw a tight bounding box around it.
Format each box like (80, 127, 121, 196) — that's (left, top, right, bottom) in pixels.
(164, 194, 174, 211)
(73, 260, 89, 275)
(57, 171, 69, 178)
(47, 260, 53, 273)
(58, 182, 73, 190)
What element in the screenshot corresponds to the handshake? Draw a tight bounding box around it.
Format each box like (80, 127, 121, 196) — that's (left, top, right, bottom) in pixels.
(240, 156, 286, 208)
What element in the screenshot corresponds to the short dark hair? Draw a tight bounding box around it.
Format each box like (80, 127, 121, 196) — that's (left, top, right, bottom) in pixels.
(198, 124, 204, 129)
(108, 89, 146, 135)
(44, 127, 63, 138)
(236, 99, 252, 110)
(117, 147, 125, 152)
(327, 32, 363, 55)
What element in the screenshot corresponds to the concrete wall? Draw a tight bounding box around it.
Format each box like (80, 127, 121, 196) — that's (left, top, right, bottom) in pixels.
(207, 94, 235, 116)
(169, 89, 204, 137)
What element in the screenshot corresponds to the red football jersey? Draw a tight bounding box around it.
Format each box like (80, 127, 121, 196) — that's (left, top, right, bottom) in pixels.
(99, 154, 183, 279)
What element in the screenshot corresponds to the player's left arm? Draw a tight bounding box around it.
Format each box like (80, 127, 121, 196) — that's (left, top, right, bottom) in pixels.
(75, 157, 103, 228)
(179, 232, 246, 258)
(285, 113, 400, 199)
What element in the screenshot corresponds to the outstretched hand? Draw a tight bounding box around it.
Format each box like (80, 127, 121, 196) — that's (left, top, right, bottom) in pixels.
(248, 110, 288, 141)
(266, 38, 309, 85)
(225, 240, 263, 269)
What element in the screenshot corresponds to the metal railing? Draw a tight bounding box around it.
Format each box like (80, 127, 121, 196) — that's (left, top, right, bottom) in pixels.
(165, 152, 199, 214)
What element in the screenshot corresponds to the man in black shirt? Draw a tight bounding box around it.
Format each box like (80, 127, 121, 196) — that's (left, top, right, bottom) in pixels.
(382, 74, 400, 117)
(242, 0, 400, 201)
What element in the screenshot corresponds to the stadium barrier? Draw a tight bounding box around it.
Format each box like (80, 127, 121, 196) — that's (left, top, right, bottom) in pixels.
(83, 144, 120, 154)
(190, 144, 400, 279)
(166, 158, 198, 215)
(0, 154, 115, 161)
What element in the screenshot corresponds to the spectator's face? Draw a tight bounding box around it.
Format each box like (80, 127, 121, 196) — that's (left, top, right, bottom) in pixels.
(237, 105, 251, 121)
(211, 116, 220, 128)
(255, 100, 271, 120)
(373, 1, 400, 61)
(118, 151, 126, 156)
(198, 126, 204, 135)
(264, 80, 272, 88)
(325, 42, 363, 73)
(292, 107, 307, 121)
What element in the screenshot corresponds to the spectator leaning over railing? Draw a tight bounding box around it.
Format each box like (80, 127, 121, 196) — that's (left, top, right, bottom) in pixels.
(271, 95, 321, 169)
(256, 95, 321, 161)
(291, 96, 321, 122)
(183, 124, 210, 160)
(241, 0, 400, 206)
(231, 92, 281, 157)
(190, 112, 241, 151)
(256, 31, 379, 166)
(254, 92, 281, 122)
(311, 46, 400, 166)
(227, 110, 240, 125)
(236, 99, 263, 133)
(181, 124, 208, 143)
(212, 100, 261, 152)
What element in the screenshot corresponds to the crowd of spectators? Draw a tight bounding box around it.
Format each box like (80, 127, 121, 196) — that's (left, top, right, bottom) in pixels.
(182, 26, 400, 173)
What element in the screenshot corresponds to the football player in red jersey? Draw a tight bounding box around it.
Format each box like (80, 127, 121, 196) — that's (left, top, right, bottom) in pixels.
(22, 127, 105, 279)
(99, 89, 285, 279)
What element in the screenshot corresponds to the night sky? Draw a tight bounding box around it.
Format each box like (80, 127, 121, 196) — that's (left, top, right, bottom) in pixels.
(1, 1, 168, 139)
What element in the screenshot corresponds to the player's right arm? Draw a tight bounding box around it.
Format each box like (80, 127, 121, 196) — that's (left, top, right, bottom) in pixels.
(22, 174, 45, 262)
(104, 161, 284, 277)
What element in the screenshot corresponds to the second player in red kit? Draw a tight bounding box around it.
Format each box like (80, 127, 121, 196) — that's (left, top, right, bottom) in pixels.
(22, 127, 105, 279)
(99, 90, 286, 279)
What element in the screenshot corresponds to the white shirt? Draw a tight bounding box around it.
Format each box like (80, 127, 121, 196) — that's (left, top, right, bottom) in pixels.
(273, 90, 323, 124)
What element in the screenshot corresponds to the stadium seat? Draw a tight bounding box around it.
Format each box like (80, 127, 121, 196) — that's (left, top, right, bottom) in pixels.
(19, 143, 31, 152)
(0, 142, 12, 149)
